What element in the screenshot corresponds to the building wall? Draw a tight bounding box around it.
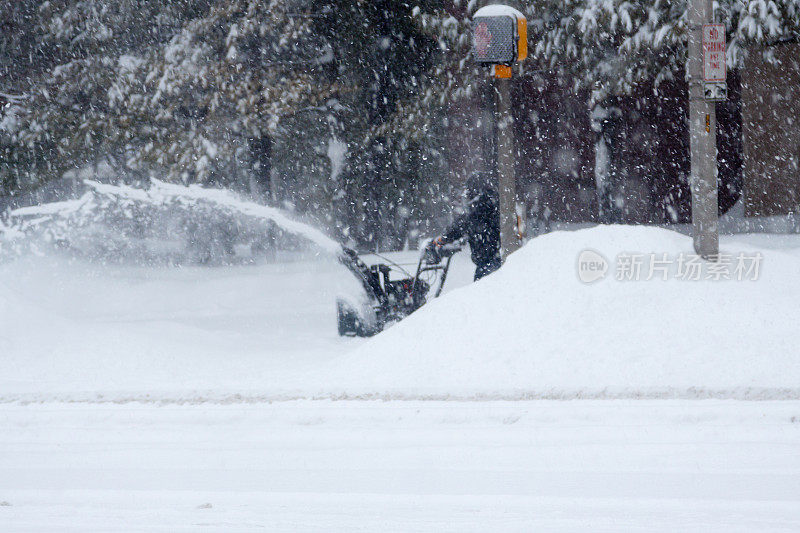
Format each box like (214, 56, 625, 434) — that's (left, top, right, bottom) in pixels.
(742, 43, 800, 217)
(446, 70, 744, 227)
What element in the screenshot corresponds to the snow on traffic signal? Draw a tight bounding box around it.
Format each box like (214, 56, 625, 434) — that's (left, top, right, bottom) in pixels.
(471, 5, 527, 64)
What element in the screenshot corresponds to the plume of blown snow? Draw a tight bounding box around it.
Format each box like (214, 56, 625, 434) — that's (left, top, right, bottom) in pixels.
(1, 179, 342, 265)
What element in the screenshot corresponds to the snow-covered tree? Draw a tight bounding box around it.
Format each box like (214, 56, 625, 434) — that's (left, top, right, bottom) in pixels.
(1, 0, 211, 194)
(2, 0, 455, 250)
(409, 0, 800, 223)
(414, 0, 800, 104)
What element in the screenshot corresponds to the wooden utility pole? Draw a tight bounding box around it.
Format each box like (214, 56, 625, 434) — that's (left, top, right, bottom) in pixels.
(687, 0, 719, 259)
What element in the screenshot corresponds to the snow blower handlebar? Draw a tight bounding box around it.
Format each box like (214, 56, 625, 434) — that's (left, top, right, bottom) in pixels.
(414, 241, 461, 300)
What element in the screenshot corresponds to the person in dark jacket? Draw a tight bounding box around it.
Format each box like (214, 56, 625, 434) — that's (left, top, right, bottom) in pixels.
(427, 172, 501, 281)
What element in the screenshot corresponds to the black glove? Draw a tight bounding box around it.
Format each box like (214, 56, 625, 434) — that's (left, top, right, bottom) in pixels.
(423, 237, 443, 263)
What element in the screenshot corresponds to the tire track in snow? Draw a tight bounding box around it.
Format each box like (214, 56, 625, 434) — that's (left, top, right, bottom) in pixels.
(3, 386, 800, 405)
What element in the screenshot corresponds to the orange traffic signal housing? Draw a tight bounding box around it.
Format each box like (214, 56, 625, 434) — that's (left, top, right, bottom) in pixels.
(517, 17, 527, 61)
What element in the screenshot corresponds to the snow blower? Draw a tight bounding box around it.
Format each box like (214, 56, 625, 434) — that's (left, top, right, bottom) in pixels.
(336, 243, 461, 337)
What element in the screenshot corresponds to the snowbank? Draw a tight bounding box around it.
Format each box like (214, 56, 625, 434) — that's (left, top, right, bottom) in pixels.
(314, 226, 800, 399)
(2, 225, 798, 402)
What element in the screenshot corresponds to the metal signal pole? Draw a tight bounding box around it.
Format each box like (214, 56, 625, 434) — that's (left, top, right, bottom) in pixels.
(495, 70, 519, 260)
(471, 6, 527, 260)
(688, 0, 719, 259)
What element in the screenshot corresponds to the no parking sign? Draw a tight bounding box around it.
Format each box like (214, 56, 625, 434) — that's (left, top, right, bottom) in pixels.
(702, 23, 727, 101)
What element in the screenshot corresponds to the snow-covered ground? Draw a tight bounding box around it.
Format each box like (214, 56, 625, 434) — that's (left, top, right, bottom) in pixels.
(2, 400, 800, 532)
(0, 249, 474, 401)
(2, 219, 800, 530)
